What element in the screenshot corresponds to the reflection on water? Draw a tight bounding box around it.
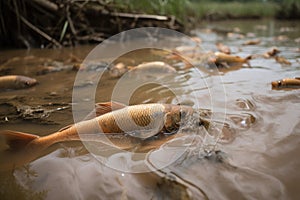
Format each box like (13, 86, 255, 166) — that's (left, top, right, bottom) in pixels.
(0, 19, 300, 199)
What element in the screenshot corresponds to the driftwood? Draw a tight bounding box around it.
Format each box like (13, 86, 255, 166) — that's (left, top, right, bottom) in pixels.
(0, 0, 183, 48)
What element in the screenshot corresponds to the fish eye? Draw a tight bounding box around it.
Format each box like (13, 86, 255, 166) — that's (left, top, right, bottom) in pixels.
(277, 81, 282, 86)
(25, 81, 31, 86)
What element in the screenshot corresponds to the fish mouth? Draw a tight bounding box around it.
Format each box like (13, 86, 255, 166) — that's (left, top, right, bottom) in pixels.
(26, 79, 38, 87)
(271, 80, 281, 88)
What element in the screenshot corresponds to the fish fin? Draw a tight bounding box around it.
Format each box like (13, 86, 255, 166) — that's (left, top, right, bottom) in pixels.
(1, 130, 39, 151)
(95, 101, 127, 116)
(245, 55, 253, 60)
(83, 101, 127, 121)
(244, 55, 252, 67)
(58, 125, 73, 132)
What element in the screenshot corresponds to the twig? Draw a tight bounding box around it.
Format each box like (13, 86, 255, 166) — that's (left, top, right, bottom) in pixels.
(111, 12, 169, 21)
(19, 15, 62, 48)
(31, 0, 58, 12)
(59, 20, 68, 42)
(66, 4, 77, 38)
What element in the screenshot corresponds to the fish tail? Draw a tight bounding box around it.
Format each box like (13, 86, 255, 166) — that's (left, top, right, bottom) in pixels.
(1, 130, 40, 151)
(245, 55, 252, 67)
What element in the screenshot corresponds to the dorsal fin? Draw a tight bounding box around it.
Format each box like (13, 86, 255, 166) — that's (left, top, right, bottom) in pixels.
(83, 101, 127, 120)
(1, 130, 39, 151)
(95, 101, 127, 116)
(58, 124, 73, 132)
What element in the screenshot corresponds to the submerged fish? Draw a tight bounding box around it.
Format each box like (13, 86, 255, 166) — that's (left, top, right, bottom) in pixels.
(242, 39, 261, 45)
(271, 78, 300, 89)
(129, 61, 176, 74)
(0, 102, 202, 170)
(275, 56, 291, 65)
(0, 75, 37, 90)
(108, 62, 127, 78)
(108, 61, 176, 78)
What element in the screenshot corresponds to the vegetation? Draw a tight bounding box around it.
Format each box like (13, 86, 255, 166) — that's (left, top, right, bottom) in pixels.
(111, 0, 299, 22)
(0, 0, 299, 49)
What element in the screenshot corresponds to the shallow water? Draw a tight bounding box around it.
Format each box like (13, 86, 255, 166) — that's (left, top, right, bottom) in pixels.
(0, 19, 299, 199)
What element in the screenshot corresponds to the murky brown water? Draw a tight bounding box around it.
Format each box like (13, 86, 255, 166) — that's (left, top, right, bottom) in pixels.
(0, 19, 300, 199)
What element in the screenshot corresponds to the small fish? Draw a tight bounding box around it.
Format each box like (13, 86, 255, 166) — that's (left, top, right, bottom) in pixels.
(108, 62, 127, 78)
(242, 39, 261, 45)
(274, 35, 288, 42)
(0, 102, 201, 170)
(216, 42, 231, 54)
(263, 47, 280, 58)
(213, 52, 251, 67)
(271, 78, 300, 89)
(129, 61, 176, 74)
(227, 32, 244, 39)
(275, 56, 291, 65)
(0, 75, 37, 90)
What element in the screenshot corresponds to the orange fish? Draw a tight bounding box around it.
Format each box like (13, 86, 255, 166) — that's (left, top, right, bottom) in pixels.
(0, 102, 202, 170)
(271, 78, 300, 89)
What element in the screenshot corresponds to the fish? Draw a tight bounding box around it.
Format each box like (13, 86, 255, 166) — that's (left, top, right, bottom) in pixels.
(129, 61, 176, 74)
(275, 56, 291, 65)
(213, 52, 251, 67)
(242, 39, 261, 45)
(0, 75, 37, 90)
(271, 77, 300, 89)
(108, 62, 127, 78)
(0, 102, 202, 170)
(108, 61, 177, 78)
(263, 47, 280, 58)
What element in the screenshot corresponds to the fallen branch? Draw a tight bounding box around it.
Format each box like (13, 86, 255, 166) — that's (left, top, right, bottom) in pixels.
(19, 15, 62, 48)
(111, 12, 169, 21)
(31, 0, 58, 12)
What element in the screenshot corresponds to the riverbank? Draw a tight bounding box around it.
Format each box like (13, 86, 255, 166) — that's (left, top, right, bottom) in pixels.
(0, 0, 299, 49)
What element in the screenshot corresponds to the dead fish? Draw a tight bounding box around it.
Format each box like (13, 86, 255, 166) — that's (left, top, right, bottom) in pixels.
(0, 102, 199, 170)
(263, 47, 280, 58)
(227, 32, 244, 39)
(216, 42, 231, 54)
(108, 62, 127, 78)
(242, 39, 261, 45)
(0, 75, 37, 90)
(275, 56, 291, 65)
(274, 35, 289, 42)
(129, 61, 176, 74)
(213, 52, 251, 67)
(271, 78, 300, 89)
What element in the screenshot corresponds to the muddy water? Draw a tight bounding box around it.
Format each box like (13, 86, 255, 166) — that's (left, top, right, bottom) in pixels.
(0, 20, 299, 199)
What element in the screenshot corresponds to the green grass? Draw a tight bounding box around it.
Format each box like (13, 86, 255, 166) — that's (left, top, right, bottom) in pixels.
(109, 0, 299, 22)
(187, 1, 279, 20)
(110, 0, 189, 23)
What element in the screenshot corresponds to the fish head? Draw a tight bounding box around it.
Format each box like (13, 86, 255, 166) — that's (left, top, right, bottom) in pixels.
(271, 80, 282, 88)
(164, 105, 194, 133)
(16, 76, 38, 88)
(108, 63, 127, 78)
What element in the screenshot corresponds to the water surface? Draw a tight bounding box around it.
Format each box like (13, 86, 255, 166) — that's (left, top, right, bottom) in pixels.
(0, 19, 299, 199)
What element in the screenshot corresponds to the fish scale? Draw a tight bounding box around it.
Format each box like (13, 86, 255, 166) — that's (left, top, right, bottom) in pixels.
(97, 104, 166, 134)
